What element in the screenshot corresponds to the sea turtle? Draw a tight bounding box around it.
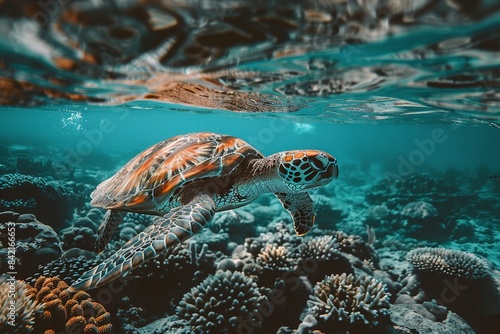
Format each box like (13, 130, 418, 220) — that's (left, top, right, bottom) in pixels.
(70, 132, 338, 291)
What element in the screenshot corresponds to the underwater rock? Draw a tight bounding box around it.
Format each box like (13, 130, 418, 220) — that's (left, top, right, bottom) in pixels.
(365, 174, 464, 211)
(299, 273, 391, 334)
(27, 276, 113, 334)
(0, 278, 42, 334)
(0, 173, 75, 230)
(192, 228, 229, 253)
(212, 209, 256, 244)
(401, 201, 438, 220)
(310, 194, 348, 230)
(364, 204, 391, 225)
(0, 212, 62, 278)
(72, 216, 99, 233)
(177, 270, 268, 333)
(450, 219, 476, 242)
(390, 304, 475, 334)
(136, 315, 192, 334)
(60, 226, 97, 251)
(401, 201, 441, 239)
(16, 156, 54, 176)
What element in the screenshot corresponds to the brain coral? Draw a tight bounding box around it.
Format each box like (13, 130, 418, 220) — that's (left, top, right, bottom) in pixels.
(177, 271, 267, 333)
(0, 279, 42, 334)
(304, 273, 390, 333)
(27, 276, 113, 334)
(407, 247, 490, 279)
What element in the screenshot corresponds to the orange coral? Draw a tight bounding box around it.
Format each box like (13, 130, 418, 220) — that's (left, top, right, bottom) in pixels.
(27, 276, 113, 334)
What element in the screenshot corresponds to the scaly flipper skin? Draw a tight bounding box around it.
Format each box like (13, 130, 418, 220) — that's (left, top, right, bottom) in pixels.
(69, 193, 215, 291)
(95, 210, 127, 253)
(276, 192, 315, 236)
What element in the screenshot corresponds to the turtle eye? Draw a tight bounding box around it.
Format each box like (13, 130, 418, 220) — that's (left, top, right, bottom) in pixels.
(309, 155, 327, 171)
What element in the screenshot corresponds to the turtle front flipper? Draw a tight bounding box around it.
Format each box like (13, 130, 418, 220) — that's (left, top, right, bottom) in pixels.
(276, 192, 315, 236)
(69, 193, 215, 291)
(95, 210, 127, 253)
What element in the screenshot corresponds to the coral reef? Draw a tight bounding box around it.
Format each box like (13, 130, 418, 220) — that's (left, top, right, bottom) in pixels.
(0, 212, 62, 278)
(257, 245, 296, 272)
(407, 247, 490, 279)
(16, 157, 53, 176)
(401, 201, 438, 220)
(299, 235, 353, 283)
(26, 276, 113, 334)
(310, 194, 348, 229)
(390, 304, 476, 334)
(300, 273, 391, 333)
(407, 247, 500, 333)
(0, 174, 75, 230)
(0, 278, 42, 334)
(60, 226, 97, 251)
(27, 255, 100, 286)
(177, 271, 268, 333)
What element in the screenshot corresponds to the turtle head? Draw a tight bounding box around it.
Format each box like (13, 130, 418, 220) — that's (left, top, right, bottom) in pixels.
(276, 150, 338, 191)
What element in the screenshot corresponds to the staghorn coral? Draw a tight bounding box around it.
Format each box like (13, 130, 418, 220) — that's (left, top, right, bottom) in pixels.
(302, 273, 390, 333)
(407, 247, 490, 279)
(177, 271, 268, 333)
(26, 276, 113, 334)
(0, 279, 42, 334)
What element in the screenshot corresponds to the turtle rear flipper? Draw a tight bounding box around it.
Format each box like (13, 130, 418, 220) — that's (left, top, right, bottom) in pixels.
(276, 192, 315, 236)
(95, 210, 127, 253)
(70, 193, 215, 291)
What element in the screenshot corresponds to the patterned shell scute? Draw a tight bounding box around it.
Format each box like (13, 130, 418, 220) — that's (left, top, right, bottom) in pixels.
(90, 132, 262, 211)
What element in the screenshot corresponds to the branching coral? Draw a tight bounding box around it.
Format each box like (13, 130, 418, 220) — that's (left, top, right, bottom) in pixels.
(177, 271, 268, 333)
(407, 247, 490, 279)
(26, 276, 113, 334)
(256, 245, 295, 272)
(300, 236, 340, 262)
(0, 279, 42, 334)
(302, 273, 390, 333)
(299, 235, 353, 283)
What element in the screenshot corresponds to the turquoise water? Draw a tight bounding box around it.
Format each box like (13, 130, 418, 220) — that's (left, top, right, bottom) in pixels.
(1, 1, 500, 334)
